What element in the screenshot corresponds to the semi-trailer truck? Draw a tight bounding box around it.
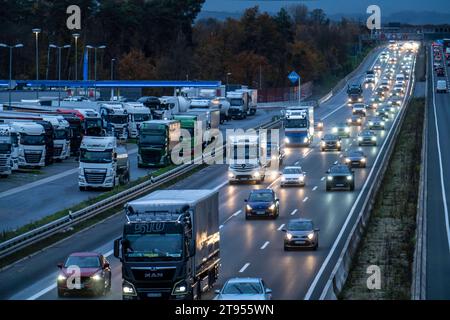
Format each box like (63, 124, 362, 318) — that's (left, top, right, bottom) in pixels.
(0, 124, 19, 177)
(123, 102, 152, 138)
(12, 122, 46, 168)
(137, 120, 181, 167)
(283, 106, 314, 147)
(78, 136, 130, 191)
(98, 103, 129, 140)
(114, 189, 220, 300)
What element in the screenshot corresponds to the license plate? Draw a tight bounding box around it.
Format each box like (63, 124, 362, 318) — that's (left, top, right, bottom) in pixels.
(336, 184, 344, 187)
(147, 293, 162, 298)
(295, 241, 305, 244)
(256, 211, 265, 215)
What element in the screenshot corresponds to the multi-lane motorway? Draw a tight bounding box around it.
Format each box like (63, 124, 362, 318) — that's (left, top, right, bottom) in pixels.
(0, 44, 417, 300)
(425, 44, 450, 299)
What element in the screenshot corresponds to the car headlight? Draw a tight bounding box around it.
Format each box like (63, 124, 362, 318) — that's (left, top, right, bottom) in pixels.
(91, 273, 103, 281)
(269, 204, 276, 211)
(57, 274, 67, 281)
(173, 281, 188, 295)
(299, 176, 304, 181)
(380, 121, 385, 126)
(253, 171, 260, 178)
(307, 233, 314, 240)
(346, 175, 353, 180)
(327, 176, 333, 181)
(332, 127, 338, 133)
(345, 127, 350, 132)
(358, 137, 363, 141)
(318, 122, 323, 127)
(281, 176, 286, 182)
(246, 204, 252, 211)
(371, 137, 377, 141)
(358, 98, 363, 102)
(284, 137, 290, 144)
(369, 122, 374, 126)
(348, 98, 352, 102)
(337, 141, 341, 146)
(286, 233, 293, 240)
(123, 281, 137, 296)
(303, 137, 308, 143)
(345, 158, 350, 163)
(321, 141, 326, 146)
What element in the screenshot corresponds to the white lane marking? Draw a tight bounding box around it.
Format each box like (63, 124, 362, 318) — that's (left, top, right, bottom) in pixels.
(239, 263, 250, 273)
(213, 179, 230, 192)
(322, 102, 346, 120)
(312, 186, 318, 191)
(334, 161, 338, 164)
(0, 148, 139, 200)
(430, 47, 450, 252)
(295, 161, 300, 165)
(219, 225, 224, 229)
(303, 149, 313, 158)
(290, 209, 298, 215)
(267, 177, 280, 189)
(260, 241, 270, 250)
(233, 210, 241, 217)
(277, 223, 285, 231)
(303, 197, 309, 203)
(339, 154, 343, 158)
(305, 64, 410, 299)
(321, 177, 325, 181)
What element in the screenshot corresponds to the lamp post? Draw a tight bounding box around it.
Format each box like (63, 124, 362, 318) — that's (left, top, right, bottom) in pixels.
(32, 28, 41, 98)
(111, 58, 116, 99)
(72, 33, 80, 95)
(49, 44, 71, 107)
(86, 45, 106, 100)
(226, 72, 232, 92)
(0, 43, 24, 108)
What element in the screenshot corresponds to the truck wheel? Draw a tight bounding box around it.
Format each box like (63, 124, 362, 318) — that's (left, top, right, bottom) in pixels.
(79, 186, 86, 191)
(326, 185, 331, 191)
(57, 288, 65, 298)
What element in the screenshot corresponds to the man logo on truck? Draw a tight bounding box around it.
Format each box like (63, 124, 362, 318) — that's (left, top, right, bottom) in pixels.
(134, 222, 165, 233)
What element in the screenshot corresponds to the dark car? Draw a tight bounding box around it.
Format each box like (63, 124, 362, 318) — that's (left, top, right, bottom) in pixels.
(325, 165, 355, 191)
(57, 252, 111, 297)
(245, 189, 279, 219)
(370, 96, 384, 109)
(358, 130, 377, 146)
(368, 117, 385, 130)
(282, 218, 319, 250)
(436, 67, 445, 77)
(376, 106, 392, 120)
(344, 150, 368, 168)
(347, 115, 363, 126)
(320, 134, 342, 151)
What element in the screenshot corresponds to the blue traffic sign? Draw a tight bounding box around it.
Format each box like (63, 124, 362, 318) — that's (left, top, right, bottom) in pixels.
(288, 71, 300, 84)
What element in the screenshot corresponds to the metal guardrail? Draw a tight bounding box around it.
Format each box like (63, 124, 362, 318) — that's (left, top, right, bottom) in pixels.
(0, 118, 282, 260)
(318, 53, 418, 299)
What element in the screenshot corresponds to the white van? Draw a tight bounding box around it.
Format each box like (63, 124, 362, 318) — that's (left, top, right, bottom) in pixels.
(436, 80, 447, 93)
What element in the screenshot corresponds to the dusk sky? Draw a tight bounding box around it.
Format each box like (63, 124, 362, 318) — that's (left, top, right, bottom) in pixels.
(203, 0, 450, 14)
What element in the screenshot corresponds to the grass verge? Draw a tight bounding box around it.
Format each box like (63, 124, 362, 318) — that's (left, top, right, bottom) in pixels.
(340, 98, 424, 300)
(0, 164, 206, 269)
(0, 164, 176, 242)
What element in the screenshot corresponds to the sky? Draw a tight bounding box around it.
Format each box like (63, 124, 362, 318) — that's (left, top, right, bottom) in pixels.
(203, 0, 450, 15)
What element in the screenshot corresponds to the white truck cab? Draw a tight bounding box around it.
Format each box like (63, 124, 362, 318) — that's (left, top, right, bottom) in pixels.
(78, 136, 130, 190)
(123, 102, 152, 138)
(12, 122, 46, 168)
(436, 80, 448, 93)
(42, 116, 71, 161)
(98, 103, 129, 140)
(0, 124, 19, 176)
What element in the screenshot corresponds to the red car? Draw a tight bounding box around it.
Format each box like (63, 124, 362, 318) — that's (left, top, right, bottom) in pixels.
(57, 252, 111, 297)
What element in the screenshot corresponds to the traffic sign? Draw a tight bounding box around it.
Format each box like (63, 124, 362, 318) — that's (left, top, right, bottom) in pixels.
(288, 71, 300, 84)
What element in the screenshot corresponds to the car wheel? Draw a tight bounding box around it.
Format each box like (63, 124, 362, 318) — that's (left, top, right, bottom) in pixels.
(79, 186, 86, 191)
(313, 241, 319, 251)
(320, 148, 324, 152)
(326, 185, 331, 191)
(57, 288, 65, 298)
(284, 246, 289, 251)
(338, 147, 341, 151)
(350, 183, 355, 191)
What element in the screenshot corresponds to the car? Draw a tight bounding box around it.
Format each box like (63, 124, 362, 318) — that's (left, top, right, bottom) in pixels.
(214, 278, 272, 300)
(392, 86, 404, 96)
(375, 87, 387, 99)
(282, 218, 319, 250)
(436, 67, 445, 77)
(374, 65, 382, 73)
(388, 97, 403, 108)
(436, 80, 447, 93)
(352, 103, 367, 116)
(344, 150, 368, 168)
(57, 252, 111, 297)
(347, 115, 363, 126)
(280, 166, 305, 187)
(325, 164, 355, 191)
(358, 130, 377, 146)
(320, 134, 342, 151)
(63, 96, 89, 102)
(370, 96, 384, 109)
(332, 122, 351, 138)
(376, 106, 392, 120)
(244, 189, 279, 219)
(368, 117, 386, 130)
(315, 120, 324, 131)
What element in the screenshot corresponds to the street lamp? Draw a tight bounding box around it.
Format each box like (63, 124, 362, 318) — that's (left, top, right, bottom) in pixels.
(32, 28, 41, 98)
(72, 33, 80, 81)
(111, 58, 116, 99)
(0, 43, 24, 109)
(86, 45, 106, 100)
(49, 44, 71, 107)
(226, 72, 232, 91)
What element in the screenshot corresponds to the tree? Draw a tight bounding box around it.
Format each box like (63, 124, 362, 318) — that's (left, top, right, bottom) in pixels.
(118, 49, 155, 80)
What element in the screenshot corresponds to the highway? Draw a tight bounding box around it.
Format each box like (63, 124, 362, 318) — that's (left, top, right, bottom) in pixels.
(0, 44, 416, 300)
(0, 108, 280, 231)
(425, 44, 450, 299)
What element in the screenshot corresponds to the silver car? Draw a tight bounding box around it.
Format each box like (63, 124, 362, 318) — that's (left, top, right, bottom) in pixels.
(280, 166, 306, 187)
(214, 278, 272, 300)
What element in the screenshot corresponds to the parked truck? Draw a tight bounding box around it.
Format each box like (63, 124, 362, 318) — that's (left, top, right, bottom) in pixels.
(42, 116, 71, 161)
(12, 122, 46, 168)
(137, 120, 181, 167)
(283, 106, 315, 147)
(123, 102, 152, 138)
(74, 108, 104, 136)
(0, 124, 19, 177)
(114, 189, 220, 300)
(228, 133, 268, 184)
(78, 136, 130, 191)
(98, 103, 129, 140)
(235, 88, 257, 115)
(226, 91, 249, 119)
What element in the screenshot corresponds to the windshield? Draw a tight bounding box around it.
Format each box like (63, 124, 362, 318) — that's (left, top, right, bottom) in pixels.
(361, 131, 373, 137)
(140, 130, 166, 146)
(65, 256, 100, 268)
(0, 143, 11, 153)
(133, 114, 151, 122)
(54, 129, 68, 140)
(248, 192, 273, 202)
(288, 221, 313, 231)
(330, 166, 350, 174)
(123, 233, 183, 261)
(106, 115, 128, 124)
(232, 144, 259, 160)
(80, 149, 112, 163)
(283, 168, 302, 175)
(222, 282, 263, 294)
(285, 118, 307, 128)
(229, 98, 243, 107)
(349, 151, 363, 157)
(324, 134, 337, 140)
(20, 134, 45, 146)
(86, 119, 102, 129)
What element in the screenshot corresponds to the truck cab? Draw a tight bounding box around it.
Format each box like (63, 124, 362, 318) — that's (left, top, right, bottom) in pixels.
(283, 106, 314, 147)
(12, 122, 46, 168)
(234, 89, 257, 116)
(226, 91, 249, 119)
(74, 109, 103, 137)
(98, 103, 129, 140)
(78, 136, 130, 191)
(0, 124, 19, 176)
(228, 134, 268, 184)
(114, 189, 220, 300)
(137, 120, 180, 167)
(123, 103, 152, 138)
(42, 116, 71, 161)
(188, 99, 220, 129)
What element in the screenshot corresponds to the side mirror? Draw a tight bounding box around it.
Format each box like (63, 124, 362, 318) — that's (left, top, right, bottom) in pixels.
(281, 229, 287, 232)
(314, 228, 320, 232)
(244, 199, 247, 202)
(215, 290, 220, 294)
(326, 170, 330, 174)
(114, 238, 122, 261)
(265, 288, 272, 294)
(57, 262, 63, 269)
(103, 262, 110, 269)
